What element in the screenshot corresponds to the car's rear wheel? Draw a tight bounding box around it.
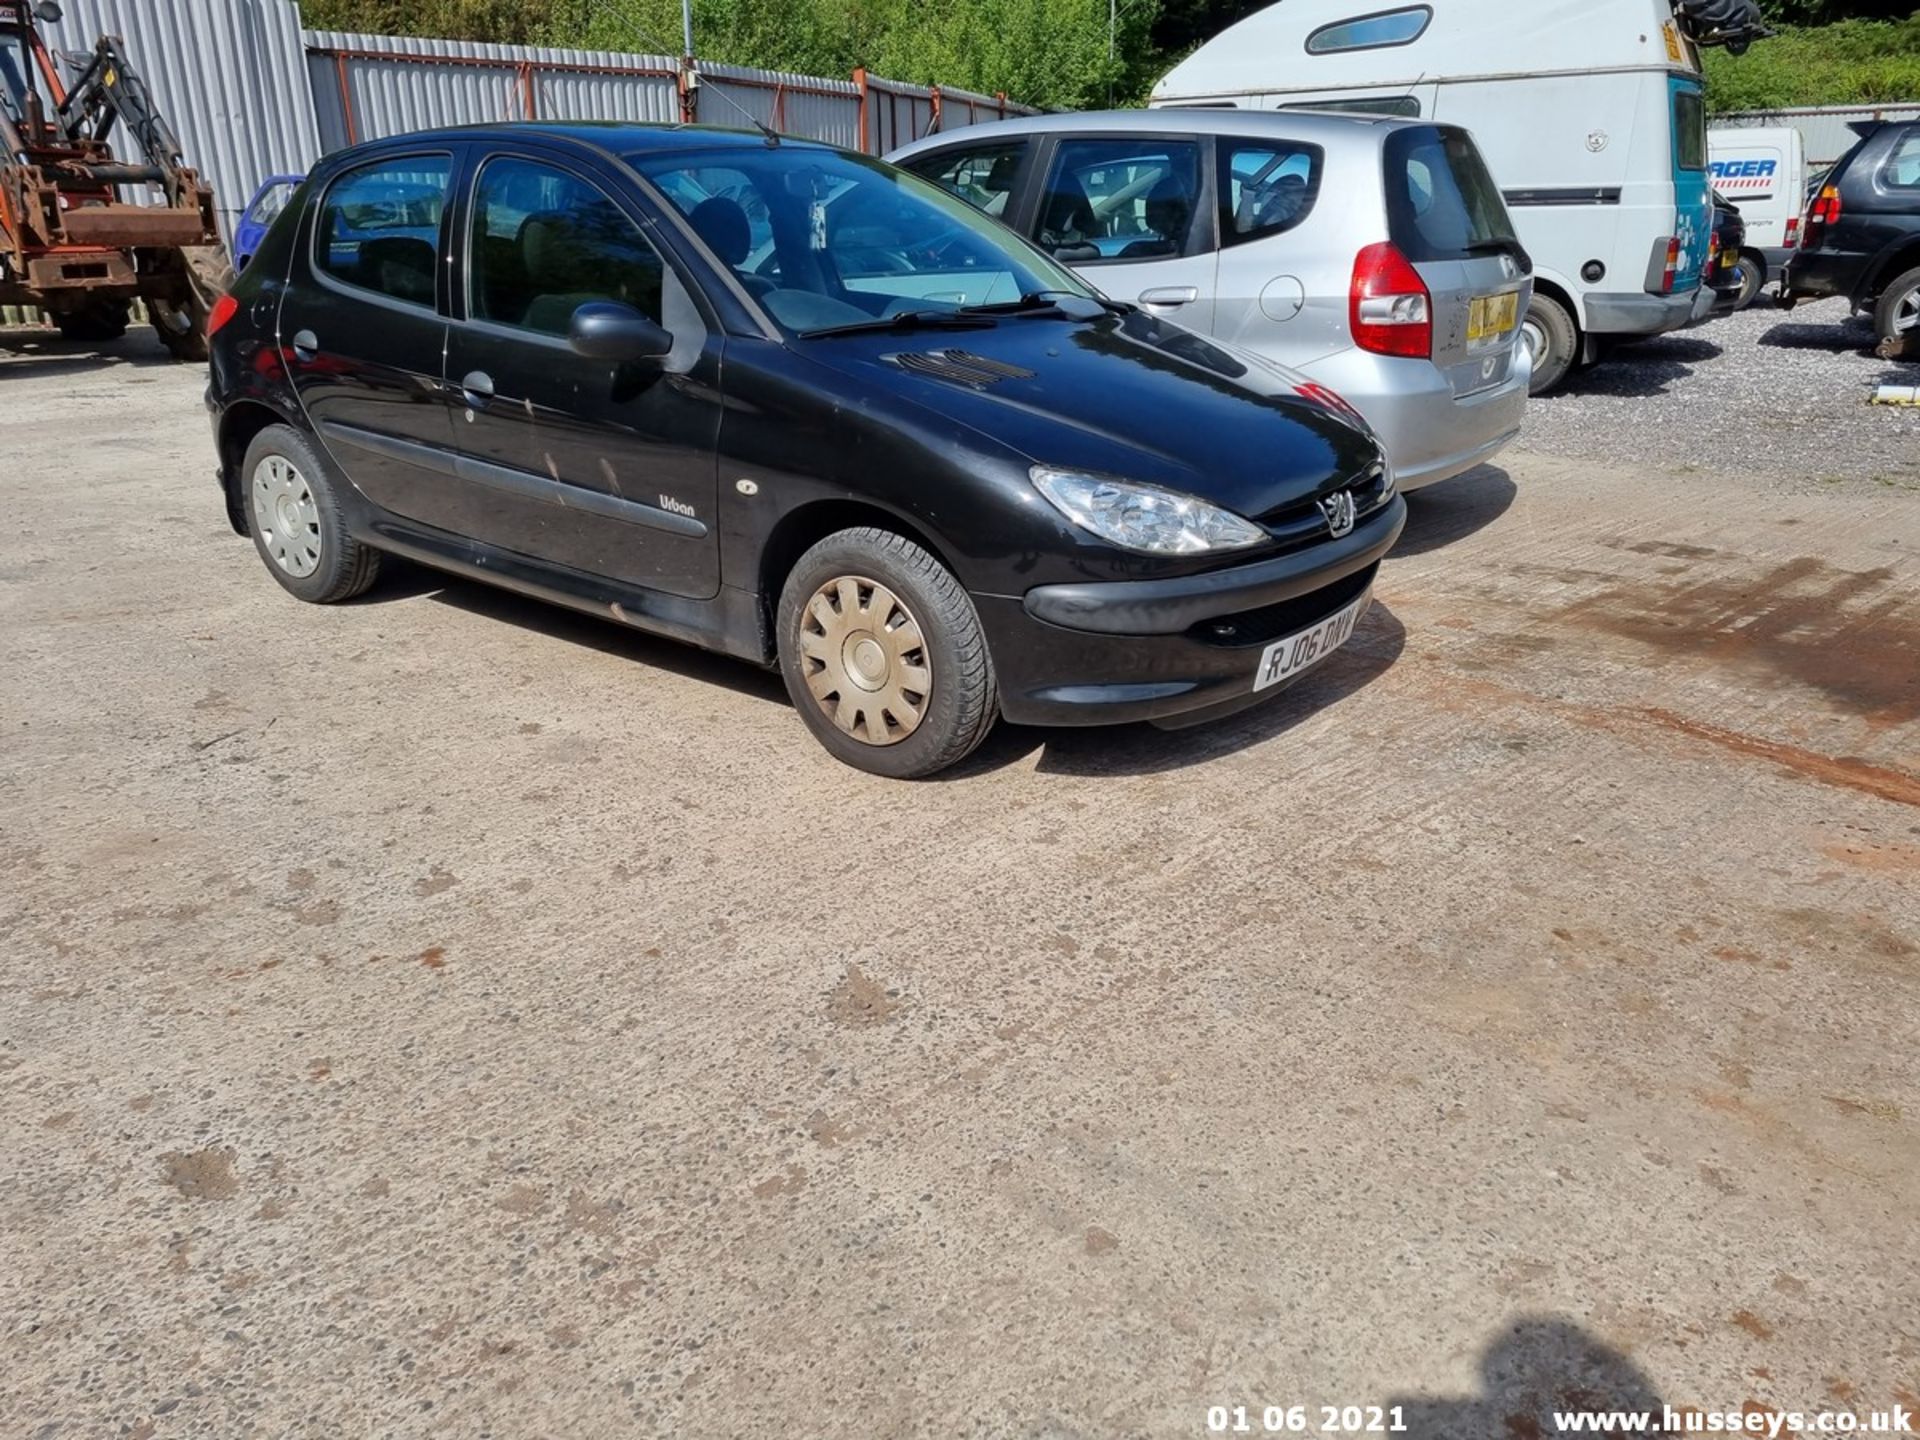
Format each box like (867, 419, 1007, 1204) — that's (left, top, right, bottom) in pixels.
(1521, 292, 1577, 395)
(1732, 253, 1766, 310)
(241, 424, 382, 603)
(1872, 266, 1920, 360)
(776, 527, 997, 779)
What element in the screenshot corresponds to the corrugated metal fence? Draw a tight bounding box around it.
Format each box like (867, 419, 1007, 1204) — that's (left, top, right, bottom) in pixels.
(25, 0, 1031, 242)
(1711, 102, 1920, 168)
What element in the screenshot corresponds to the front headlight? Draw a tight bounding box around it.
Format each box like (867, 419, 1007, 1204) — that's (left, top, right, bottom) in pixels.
(1029, 467, 1266, 556)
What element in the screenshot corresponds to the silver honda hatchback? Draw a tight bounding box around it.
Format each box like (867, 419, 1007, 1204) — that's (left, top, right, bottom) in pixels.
(891, 110, 1532, 490)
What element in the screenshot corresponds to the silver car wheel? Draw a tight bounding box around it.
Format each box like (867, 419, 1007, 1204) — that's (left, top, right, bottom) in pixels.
(1894, 284, 1920, 335)
(250, 454, 323, 578)
(796, 574, 931, 746)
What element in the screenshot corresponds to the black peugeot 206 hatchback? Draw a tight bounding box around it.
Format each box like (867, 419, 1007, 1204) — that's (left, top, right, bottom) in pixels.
(206, 123, 1403, 778)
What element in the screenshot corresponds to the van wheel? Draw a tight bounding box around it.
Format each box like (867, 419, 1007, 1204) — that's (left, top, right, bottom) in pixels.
(776, 527, 998, 779)
(1521, 293, 1577, 395)
(241, 424, 382, 603)
(1872, 266, 1920, 359)
(1733, 253, 1766, 310)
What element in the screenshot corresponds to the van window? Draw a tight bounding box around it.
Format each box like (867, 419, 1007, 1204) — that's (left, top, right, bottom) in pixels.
(468, 157, 664, 335)
(1384, 127, 1522, 263)
(1035, 138, 1203, 263)
(1882, 133, 1920, 190)
(1282, 95, 1422, 118)
(1219, 139, 1323, 245)
(1306, 6, 1432, 53)
(315, 155, 451, 309)
(903, 142, 1027, 219)
(1674, 91, 1706, 171)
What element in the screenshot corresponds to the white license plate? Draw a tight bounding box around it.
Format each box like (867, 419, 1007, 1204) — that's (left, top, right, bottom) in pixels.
(1252, 589, 1370, 693)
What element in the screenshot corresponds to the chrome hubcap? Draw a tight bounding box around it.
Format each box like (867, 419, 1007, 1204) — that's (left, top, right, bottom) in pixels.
(250, 454, 321, 578)
(798, 575, 930, 746)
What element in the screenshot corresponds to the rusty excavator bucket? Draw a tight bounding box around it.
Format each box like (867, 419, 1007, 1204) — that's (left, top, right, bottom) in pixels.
(0, 0, 233, 359)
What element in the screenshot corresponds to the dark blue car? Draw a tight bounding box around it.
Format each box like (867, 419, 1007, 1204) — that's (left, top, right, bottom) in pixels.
(233, 174, 305, 271)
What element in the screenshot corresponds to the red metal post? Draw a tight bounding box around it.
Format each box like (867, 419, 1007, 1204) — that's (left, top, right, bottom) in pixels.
(335, 53, 357, 144)
(929, 85, 942, 135)
(852, 66, 870, 153)
(518, 60, 536, 120)
(996, 90, 1007, 119)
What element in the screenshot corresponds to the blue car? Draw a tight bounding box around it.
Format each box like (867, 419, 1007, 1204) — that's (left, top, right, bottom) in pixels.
(234, 174, 305, 271)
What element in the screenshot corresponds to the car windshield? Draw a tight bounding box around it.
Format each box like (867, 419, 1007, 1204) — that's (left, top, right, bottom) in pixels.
(249, 180, 298, 227)
(632, 146, 1097, 336)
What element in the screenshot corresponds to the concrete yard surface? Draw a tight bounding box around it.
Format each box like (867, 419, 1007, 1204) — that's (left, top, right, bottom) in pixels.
(1, 335, 1917, 1438)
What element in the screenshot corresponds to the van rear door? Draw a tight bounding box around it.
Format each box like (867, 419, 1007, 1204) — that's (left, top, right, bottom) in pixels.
(1382, 125, 1531, 397)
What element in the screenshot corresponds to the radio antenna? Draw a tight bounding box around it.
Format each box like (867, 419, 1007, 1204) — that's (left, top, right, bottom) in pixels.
(595, 2, 781, 144)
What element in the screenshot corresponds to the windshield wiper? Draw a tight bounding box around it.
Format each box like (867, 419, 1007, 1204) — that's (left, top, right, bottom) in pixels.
(959, 290, 1126, 319)
(802, 309, 998, 338)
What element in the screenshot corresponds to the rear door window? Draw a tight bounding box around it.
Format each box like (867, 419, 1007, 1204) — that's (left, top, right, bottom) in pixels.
(902, 142, 1028, 219)
(1674, 91, 1707, 171)
(1218, 138, 1322, 245)
(1035, 137, 1204, 263)
(1384, 127, 1521, 263)
(314, 155, 452, 309)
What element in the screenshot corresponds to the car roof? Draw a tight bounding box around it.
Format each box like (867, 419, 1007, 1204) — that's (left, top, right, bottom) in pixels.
(338, 120, 841, 162)
(889, 106, 1422, 157)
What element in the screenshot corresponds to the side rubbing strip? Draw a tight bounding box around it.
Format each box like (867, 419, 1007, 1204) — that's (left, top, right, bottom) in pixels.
(453, 454, 710, 538)
(1501, 187, 1624, 207)
(320, 421, 457, 475)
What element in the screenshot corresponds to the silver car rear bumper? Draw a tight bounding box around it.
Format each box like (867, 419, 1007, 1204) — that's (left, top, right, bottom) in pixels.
(1297, 347, 1529, 491)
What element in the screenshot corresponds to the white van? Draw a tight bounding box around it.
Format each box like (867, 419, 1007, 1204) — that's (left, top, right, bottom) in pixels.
(1150, 0, 1768, 393)
(1707, 126, 1807, 304)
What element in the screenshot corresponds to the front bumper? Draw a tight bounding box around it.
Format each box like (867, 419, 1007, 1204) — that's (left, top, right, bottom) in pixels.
(978, 495, 1405, 727)
(1583, 289, 1700, 337)
(1297, 349, 1527, 491)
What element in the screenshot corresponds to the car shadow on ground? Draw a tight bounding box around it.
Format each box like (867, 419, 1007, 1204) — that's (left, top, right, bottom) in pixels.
(353, 552, 1407, 779)
(953, 602, 1407, 779)
(382, 565, 791, 708)
(1390, 466, 1517, 558)
(1757, 314, 1878, 353)
(1546, 335, 1723, 398)
(0, 326, 175, 374)
(1388, 1317, 1668, 1440)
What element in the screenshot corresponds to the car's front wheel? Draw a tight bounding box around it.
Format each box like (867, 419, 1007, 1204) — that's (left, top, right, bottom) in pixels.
(1872, 265, 1920, 359)
(776, 527, 998, 778)
(240, 424, 382, 603)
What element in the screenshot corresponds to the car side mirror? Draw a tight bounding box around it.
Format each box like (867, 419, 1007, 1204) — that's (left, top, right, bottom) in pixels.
(568, 302, 673, 362)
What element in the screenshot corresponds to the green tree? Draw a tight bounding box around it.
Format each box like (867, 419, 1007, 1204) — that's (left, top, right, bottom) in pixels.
(1704, 11, 1920, 108)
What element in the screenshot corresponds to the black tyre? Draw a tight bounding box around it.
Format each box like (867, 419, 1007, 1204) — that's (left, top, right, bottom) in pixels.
(240, 424, 382, 604)
(1872, 266, 1920, 360)
(152, 246, 236, 363)
(776, 527, 997, 779)
(1521, 292, 1577, 395)
(1732, 253, 1766, 310)
(54, 299, 131, 342)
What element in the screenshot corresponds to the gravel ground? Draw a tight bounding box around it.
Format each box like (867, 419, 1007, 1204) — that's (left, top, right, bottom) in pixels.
(1516, 295, 1920, 490)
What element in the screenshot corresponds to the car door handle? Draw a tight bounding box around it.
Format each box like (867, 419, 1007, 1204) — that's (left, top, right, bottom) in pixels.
(291, 328, 318, 359)
(1138, 286, 1199, 307)
(460, 370, 494, 408)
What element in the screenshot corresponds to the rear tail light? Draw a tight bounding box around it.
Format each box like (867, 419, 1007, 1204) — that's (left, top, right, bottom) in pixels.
(1804, 184, 1842, 245)
(1349, 241, 1431, 359)
(206, 292, 240, 337)
(1658, 236, 1682, 294)
(1784, 215, 1800, 248)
